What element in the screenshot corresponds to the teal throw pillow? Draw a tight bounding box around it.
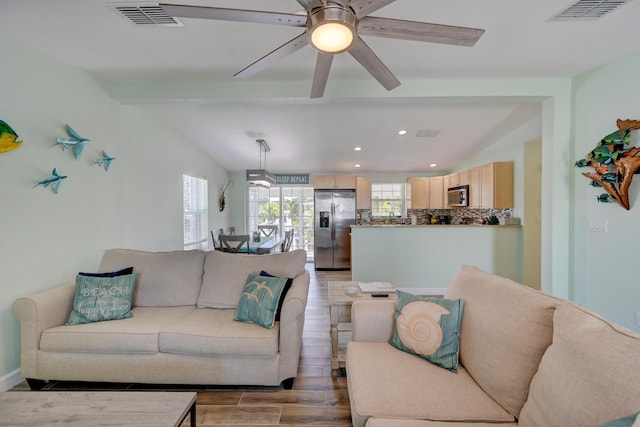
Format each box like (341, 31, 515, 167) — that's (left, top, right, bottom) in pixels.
(597, 413, 640, 427)
(389, 290, 465, 372)
(234, 273, 287, 329)
(66, 273, 138, 325)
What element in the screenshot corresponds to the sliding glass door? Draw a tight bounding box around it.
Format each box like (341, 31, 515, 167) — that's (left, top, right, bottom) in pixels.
(247, 186, 315, 259)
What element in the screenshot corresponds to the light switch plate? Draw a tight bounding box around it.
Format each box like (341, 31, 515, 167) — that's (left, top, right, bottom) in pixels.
(588, 218, 608, 232)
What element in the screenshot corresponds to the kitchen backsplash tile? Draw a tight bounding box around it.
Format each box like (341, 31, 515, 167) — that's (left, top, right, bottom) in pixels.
(356, 208, 514, 225)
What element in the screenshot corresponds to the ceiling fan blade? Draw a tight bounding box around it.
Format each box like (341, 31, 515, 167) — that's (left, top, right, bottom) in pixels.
(359, 16, 485, 47)
(311, 53, 334, 98)
(296, 0, 324, 11)
(348, 37, 400, 91)
(160, 3, 307, 27)
(348, 0, 396, 18)
(234, 32, 309, 79)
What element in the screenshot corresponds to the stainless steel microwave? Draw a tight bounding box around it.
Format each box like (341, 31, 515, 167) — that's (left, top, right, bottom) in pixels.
(447, 185, 469, 207)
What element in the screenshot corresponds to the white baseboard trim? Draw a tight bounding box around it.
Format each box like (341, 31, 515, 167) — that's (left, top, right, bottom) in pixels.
(0, 369, 24, 392)
(396, 287, 447, 296)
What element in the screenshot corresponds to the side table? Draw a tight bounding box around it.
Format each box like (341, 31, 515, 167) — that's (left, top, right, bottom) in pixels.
(327, 281, 396, 374)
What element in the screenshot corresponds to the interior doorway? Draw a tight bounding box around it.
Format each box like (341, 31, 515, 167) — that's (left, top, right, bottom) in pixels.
(523, 138, 542, 289)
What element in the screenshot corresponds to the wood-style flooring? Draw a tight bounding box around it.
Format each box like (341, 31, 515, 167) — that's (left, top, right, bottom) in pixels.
(10, 266, 354, 426)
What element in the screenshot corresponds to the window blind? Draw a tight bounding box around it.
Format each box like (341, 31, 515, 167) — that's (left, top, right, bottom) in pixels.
(183, 175, 208, 250)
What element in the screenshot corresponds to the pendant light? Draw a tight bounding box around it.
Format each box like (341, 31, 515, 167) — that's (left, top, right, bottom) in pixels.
(246, 139, 276, 188)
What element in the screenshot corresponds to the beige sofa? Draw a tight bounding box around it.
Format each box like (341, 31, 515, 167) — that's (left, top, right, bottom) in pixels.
(346, 265, 640, 427)
(13, 248, 309, 390)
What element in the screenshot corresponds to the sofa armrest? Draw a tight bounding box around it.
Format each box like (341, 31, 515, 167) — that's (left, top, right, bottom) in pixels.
(278, 270, 310, 380)
(12, 283, 76, 378)
(352, 300, 397, 342)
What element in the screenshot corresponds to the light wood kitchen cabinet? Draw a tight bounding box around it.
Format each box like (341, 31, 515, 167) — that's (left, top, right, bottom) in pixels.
(458, 170, 470, 187)
(356, 177, 371, 209)
(446, 173, 460, 188)
(313, 175, 357, 189)
(468, 167, 481, 208)
(407, 177, 429, 209)
(429, 176, 445, 209)
(473, 162, 514, 209)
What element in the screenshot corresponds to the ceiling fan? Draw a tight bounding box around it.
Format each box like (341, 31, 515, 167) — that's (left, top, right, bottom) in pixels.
(160, 0, 485, 98)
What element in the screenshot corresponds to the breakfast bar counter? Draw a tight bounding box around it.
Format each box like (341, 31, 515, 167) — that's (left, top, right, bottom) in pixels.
(351, 224, 523, 291)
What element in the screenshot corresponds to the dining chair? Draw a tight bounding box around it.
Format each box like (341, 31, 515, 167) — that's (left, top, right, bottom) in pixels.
(227, 226, 236, 235)
(258, 224, 278, 239)
(281, 230, 293, 252)
(211, 230, 222, 251)
(219, 234, 250, 253)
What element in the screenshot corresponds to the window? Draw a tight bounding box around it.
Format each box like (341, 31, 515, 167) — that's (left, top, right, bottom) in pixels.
(183, 175, 208, 250)
(371, 183, 406, 217)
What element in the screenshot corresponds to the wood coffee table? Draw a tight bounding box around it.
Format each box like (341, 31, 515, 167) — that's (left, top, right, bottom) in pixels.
(0, 391, 197, 426)
(328, 281, 397, 373)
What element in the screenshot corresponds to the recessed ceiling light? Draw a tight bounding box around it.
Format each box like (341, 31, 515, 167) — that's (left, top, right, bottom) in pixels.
(430, 163, 437, 167)
(354, 146, 362, 151)
(398, 130, 407, 135)
(354, 164, 361, 168)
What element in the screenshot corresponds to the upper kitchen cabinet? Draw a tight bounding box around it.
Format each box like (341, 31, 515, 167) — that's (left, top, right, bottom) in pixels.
(458, 170, 470, 187)
(356, 177, 371, 209)
(429, 176, 445, 209)
(407, 177, 429, 209)
(313, 175, 357, 189)
(470, 162, 514, 209)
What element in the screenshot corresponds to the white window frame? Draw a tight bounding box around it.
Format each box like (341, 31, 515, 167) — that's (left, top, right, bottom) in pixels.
(183, 174, 208, 250)
(371, 183, 406, 217)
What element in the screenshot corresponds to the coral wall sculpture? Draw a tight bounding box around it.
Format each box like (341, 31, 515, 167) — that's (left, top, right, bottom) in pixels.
(575, 119, 640, 210)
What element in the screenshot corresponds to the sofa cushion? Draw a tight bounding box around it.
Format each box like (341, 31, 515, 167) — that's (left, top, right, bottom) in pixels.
(444, 265, 564, 418)
(389, 290, 465, 372)
(198, 249, 306, 309)
(597, 414, 640, 427)
(234, 273, 287, 329)
(99, 249, 205, 307)
(518, 305, 640, 427)
(346, 341, 515, 426)
(41, 306, 195, 354)
(66, 273, 137, 325)
(260, 270, 293, 321)
(79, 267, 133, 278)
(159, 308, 279, 358)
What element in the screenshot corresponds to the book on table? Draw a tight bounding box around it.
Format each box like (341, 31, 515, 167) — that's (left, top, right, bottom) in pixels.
(358, 282, 396, 293)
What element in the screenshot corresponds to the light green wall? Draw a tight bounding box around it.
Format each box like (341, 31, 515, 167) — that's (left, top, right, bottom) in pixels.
(571, 52, 640, 331)
(0, 37, 231, 383)
(6, 31, 630, 384)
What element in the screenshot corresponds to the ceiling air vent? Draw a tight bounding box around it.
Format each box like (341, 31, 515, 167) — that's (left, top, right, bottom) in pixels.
(550, 0, 630, 21)
(113, 4, 183, 27)
(415, 129, 441, 138)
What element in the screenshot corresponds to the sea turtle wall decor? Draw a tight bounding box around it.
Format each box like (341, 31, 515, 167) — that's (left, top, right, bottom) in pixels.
(575, 119, 640, 210)
(0, 120, 22, 153)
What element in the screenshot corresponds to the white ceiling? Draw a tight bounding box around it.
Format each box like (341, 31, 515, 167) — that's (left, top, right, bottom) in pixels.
(2, 0, 639, 174)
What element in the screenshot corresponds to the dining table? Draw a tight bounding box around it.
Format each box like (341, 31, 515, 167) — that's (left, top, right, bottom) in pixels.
(247, 235, 285, 254)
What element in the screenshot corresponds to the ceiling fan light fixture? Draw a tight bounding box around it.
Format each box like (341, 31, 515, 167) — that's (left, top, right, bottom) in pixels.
(308, 5, 357, 54)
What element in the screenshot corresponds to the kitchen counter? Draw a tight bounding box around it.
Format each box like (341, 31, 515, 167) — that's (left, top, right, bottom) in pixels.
(352, 224, 522, 228)
(351, 224, 523, 291)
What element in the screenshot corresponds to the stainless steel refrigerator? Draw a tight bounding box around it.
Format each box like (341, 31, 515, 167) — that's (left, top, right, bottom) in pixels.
(314, 190, 356, 270)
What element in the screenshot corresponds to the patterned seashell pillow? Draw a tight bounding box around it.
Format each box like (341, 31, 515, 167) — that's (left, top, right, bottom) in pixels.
(389, 290, 465, 372)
